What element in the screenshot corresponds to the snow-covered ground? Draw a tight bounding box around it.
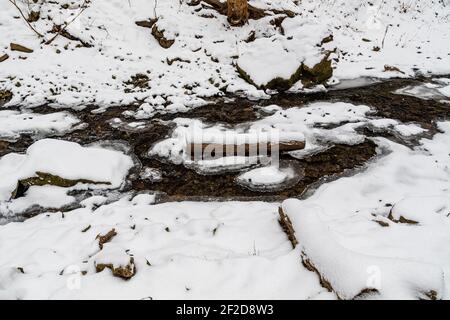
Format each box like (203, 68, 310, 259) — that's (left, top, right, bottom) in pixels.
(1, 0, 449, 113)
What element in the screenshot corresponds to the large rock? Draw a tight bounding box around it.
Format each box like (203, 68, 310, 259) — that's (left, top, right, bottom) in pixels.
(0, 139, 134, 201)
(237, 34, 333, 91)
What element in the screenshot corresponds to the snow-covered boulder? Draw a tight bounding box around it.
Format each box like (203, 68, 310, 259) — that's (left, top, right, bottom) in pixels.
(281, 199, 445, 300)
(0, 139, 134, 201)
(237, 19, 334, 91)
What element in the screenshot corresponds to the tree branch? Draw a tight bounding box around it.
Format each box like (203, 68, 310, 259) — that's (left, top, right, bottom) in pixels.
(8, 0, 44, 38)
(45, 0, 90, 45)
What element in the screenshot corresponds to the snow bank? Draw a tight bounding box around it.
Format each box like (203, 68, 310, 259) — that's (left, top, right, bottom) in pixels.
(0, 139, 134, 201)
(1, 0, 449, 110)
(390, 196, 450, 225)
(238, 166, 294, 186)
(282, 200, 445, 300)
(0, 110, 80, 139)
(277, 121, 450, 299)
(0, 200, 327, 299)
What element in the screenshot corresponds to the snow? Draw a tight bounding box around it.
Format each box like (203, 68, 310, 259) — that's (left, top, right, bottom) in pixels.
(0, 200, 328, 299)
(280, 121, 450, 299)
(237, 166, 293, 186)
(0, 110, 80, 140)
(390, 196, 450, 225)
(1, 0, 449, 111)
(282, 200, 445, 300)
(1, 0, 450, 300)
(0, 139, 134, 201)
(237, 38, 303, 87)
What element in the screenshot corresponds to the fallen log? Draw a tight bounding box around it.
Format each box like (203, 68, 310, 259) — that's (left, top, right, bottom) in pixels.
(188, 140, 305, 160)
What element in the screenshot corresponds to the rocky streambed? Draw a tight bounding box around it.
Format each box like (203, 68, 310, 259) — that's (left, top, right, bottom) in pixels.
(1, 76, 449, 222)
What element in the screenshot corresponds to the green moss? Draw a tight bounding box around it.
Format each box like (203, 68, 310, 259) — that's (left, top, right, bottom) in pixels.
(300, 55, 333, 88)
(237, 54, 333, 91)
(11, 171, 110, 199)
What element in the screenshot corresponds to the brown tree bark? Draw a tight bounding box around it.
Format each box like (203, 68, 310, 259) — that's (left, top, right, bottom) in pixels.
(227, 0, 249, 26)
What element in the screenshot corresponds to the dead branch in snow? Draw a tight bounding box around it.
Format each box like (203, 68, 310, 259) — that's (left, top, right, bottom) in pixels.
(45, 0, 90, 45)
(8, 0, 44, 38)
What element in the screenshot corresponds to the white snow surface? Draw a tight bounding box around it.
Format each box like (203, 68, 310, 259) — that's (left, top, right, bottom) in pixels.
(0, 200, 330, 299)
(237, 166, 294, 186)
(0, 110, 80, 139)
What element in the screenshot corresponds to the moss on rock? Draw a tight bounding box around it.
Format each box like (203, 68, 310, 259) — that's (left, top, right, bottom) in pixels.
(237, 54, 333, 91)
(300, 55, 333, 88)
(11, 171, 110, 199)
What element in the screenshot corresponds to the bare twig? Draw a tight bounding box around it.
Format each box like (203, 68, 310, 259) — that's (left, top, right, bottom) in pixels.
(153, 0, 159, 19)
(45, 0, 90, 45)
(8, 0, 44, 38)
(381, 24, 390, 48)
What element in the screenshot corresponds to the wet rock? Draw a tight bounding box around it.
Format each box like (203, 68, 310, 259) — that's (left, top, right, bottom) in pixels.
(10, 43, 33, 53)
(301, 55, 333, 87)
(237, 54, 333, 91)
(189, 140, 305, 161)
(152, 24, 175, 49)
